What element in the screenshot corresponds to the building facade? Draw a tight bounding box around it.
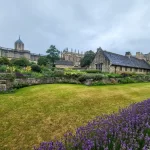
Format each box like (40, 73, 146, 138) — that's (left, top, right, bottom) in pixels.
(135, 52, 150, 63)
(61, 49, 84, 67)
(90, 49, 150, 74)
(0, 37, 40, 62)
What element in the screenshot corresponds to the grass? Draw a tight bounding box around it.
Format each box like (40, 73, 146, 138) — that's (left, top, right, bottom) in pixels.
(0, 83, 150, 150)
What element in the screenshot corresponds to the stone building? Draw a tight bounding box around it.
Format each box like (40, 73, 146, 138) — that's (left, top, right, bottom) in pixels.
(0, 36, 40, 62)
(135, 52, 150, 63)
(90, 48, 150, 74)
(61, 48, 84, 67)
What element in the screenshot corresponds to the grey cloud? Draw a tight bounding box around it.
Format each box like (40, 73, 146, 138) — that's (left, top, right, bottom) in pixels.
(0, 0, 150, 55)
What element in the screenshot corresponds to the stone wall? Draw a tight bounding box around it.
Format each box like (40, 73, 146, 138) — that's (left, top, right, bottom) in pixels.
(0, 77, 80, 91)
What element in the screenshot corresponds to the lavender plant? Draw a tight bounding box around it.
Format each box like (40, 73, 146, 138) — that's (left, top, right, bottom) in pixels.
(34, 99, 150, 150)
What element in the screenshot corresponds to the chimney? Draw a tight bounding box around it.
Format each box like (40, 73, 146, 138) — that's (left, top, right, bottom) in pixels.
(125, 52, 132, 58)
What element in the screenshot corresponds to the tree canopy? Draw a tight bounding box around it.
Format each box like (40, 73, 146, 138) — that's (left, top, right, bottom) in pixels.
(37, 56, 48, 66)
(46, 45, 60, 67)
(80, 50, 95, 67)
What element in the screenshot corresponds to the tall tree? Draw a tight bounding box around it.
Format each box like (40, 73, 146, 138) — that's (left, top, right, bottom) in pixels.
(46, 45, 60, 67)
(80, 50, 95, 67)
(37, 56, 48, 66)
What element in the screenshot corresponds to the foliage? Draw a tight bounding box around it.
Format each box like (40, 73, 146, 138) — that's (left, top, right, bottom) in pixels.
(15, 72, 26, 78)
(0, 65, 7, 72)
(46, 45, 60, 67)
(0, 73, 15, 81)
(31, 64, 41, 73)
(78, 74, 105, 82)
(84, 69, 101, 73)
(0, 88, 16, 94)
(38, 56, 49, 66)
(0, 57, 10, 65)
(35, 99, 150, 150)
(53, 69, 64, 77)
(106, 73, 122, 78)
(80, 50, 95, 67)
(11, 57, 29, 67)
(118, 77, 136, 84)
(64, 68, 86, 78)
(13, 82, 29, 89)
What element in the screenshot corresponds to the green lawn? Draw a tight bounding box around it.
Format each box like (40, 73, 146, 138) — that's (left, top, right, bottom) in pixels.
(0, 83, 150, 150)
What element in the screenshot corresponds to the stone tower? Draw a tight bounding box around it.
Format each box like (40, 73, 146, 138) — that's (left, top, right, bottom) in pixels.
(14, 36, 24, 51)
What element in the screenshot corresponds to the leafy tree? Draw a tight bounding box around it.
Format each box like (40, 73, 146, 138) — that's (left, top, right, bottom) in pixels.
(11, 57, 29, 67)
(38, 56, 48, 66)
(0, 57, 10, 65)
(46, 45, 60, 67)
(80, 50, 95, 67)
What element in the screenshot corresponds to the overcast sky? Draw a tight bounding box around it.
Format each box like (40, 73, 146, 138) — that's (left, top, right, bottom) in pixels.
(0, 0, 150, 55)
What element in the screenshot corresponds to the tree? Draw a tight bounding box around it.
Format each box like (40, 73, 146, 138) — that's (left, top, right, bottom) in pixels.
(0, 57, 10, 65)
(11, 57, 29, 67)
(37, 56, 48, 66)
(80, 50, 95, 67)
(46, 45, 60, 67)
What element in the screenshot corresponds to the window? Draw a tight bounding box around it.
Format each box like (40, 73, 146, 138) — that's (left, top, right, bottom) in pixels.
(120, 66, 122, 71)
(139, 69, 142, 72)
(125, 67, 127, 71)
(96, 63, 102, 71)
(130, 68, 132, 71)
(135, 68, 138, 72)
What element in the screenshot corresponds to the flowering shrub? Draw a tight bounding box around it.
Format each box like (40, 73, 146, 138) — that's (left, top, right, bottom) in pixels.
(64, 68, 86, 78)
(34, 99, 150, 150)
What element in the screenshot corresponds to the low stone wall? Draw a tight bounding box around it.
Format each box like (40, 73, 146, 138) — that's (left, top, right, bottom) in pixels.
(0, 77, 81, 91)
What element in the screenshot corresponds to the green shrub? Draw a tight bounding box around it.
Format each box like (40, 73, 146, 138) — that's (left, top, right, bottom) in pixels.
(31, 64, 41, 72)
(118, 77, 136, 84)
(78, 74, 105, 82)
(107, 73, 122, 78)
(64, 68, 86, 78)
(0, 73, 15, 81)
(0, 65, 7, 73)
(13, 82, 29, 89)
(11, 57, 29, 67)
(84, 69, 101, 73)
(30, 72, 44, 78)
(53, 70, 64, 77)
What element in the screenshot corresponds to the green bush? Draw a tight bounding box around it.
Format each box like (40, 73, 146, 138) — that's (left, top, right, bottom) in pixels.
(0, 73, 15, 81)
(0, 57, 10, 65)
(78, 74, 105, 82)
(64, 68, 86, 78)
(107, 73, 122, 78)
(11, 57, 29, 67)
(13, 82, 29, 89)
(118, 77, 136, 84)
(31, 64, 41, 72)
(53, 70, 64, 77)
(0, 65, 7, 73)
(84, 69, 101, 73)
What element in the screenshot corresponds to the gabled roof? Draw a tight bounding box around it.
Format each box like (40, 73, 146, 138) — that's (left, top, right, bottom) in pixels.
(103, 51, 150, 69)
(55, 60, 74, 66)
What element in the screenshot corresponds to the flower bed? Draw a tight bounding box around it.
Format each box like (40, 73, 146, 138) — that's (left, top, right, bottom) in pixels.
(34, 99, 150, 150)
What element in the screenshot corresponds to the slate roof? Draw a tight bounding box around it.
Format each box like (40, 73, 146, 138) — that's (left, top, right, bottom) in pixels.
(103, 51, 150, 69)
(55, 60, 74, 66)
